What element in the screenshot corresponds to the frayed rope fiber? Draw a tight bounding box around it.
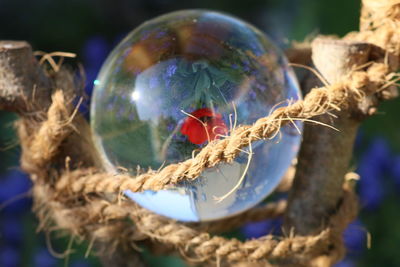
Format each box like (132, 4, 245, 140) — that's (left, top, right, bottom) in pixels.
(12, 0, 400, 266)
(18, 64, 375, 265)
(55, 64, 388, 195)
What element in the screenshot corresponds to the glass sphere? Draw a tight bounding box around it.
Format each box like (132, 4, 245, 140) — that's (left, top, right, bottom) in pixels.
(91, 10, 302, 222)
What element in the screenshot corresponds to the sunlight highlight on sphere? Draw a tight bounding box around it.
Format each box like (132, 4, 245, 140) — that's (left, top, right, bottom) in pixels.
(91, 10, 302, 222)
(130, 91, 140, 101)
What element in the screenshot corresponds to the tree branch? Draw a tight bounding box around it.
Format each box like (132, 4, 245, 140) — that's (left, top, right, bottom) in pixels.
(0, 40, 146, 267)
(284, 37, 376, 235)
(0, 41, 52, 113)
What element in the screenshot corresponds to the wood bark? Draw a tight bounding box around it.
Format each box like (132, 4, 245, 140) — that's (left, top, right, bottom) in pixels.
(284, 37, 373, 234)
(0, 41, 52, 113)
(0, 41, 145, 267)
(0, 34, 397, 266)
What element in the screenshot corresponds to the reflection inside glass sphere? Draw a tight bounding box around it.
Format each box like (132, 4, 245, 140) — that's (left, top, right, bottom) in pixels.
(91, 10, 302, 222)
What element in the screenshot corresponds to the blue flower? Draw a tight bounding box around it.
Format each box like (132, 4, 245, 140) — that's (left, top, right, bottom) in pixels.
(34, 248, 58, 267)
(0, 170, 32, 215)
(389, 155, 400, 189)
(334, 258, 356, 267)
(357, 138, 390, 210)
(81, 36, 110, 117)
(343, 219, 366, 255)
(241, 218, 282, 239)
(354, 129, 364, 151)
(82, 36, 109, 69)
(0, 217, 23, 246)
(82, 36, 109, 95)
(0, 246, 20, 267)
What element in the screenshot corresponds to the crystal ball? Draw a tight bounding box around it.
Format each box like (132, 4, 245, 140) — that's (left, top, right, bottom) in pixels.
(91, 10, 302, 222)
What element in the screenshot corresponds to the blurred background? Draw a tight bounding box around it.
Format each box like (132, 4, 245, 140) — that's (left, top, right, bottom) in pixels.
(0, 0, 399, 266)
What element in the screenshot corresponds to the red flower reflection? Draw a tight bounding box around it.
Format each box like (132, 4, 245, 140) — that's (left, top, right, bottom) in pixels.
(181, 108, 228, 145)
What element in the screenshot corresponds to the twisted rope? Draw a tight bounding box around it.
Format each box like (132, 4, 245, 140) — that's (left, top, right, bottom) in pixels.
(54, 65, 389, 195)
(130, 184, 357, 264)
(18, 64, 372, 266)
(10, 1, 400, 266)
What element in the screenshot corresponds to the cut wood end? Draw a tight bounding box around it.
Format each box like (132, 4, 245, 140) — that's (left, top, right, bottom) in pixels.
(312, 36, 371, 49)
(0, 40, 31, 51)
